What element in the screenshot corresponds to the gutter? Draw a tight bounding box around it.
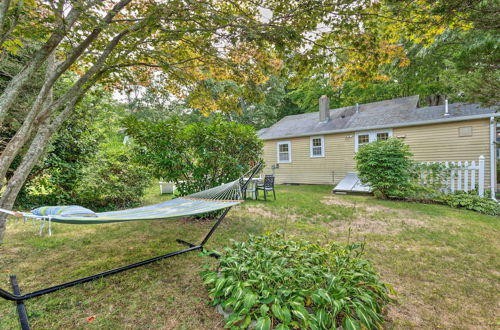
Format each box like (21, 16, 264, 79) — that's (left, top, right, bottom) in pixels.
(260, 112, 500, 141)
(490, 116, 497, 200)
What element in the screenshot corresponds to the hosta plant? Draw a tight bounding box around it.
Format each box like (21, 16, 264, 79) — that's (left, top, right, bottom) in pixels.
(201, 233, 394, 329)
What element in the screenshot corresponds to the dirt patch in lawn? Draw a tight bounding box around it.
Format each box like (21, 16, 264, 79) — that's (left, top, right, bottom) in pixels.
(320, 195, 357, 208)
(245, 206, 300, 222)
(321, 196, 396, 214)
(246, 206, 276, 218)
(329, 216, 430, 236)
(364, 204, 398, 213)
(328, 218, 402, 236)
(321, 196, 429, 228)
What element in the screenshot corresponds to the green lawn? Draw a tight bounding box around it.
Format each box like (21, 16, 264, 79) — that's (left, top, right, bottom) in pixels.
(0, 184, 499, 329)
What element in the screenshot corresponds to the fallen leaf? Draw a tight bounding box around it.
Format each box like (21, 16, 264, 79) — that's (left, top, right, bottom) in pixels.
(87, 315, 96, 323)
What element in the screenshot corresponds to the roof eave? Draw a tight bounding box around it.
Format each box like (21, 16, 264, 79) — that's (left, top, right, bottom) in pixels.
(260, 112, 500, 141)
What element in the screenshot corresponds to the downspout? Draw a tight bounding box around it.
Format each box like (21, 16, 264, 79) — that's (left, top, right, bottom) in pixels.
(490, 116, 497, 200)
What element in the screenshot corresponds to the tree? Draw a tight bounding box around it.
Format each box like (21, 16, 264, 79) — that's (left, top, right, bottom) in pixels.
(124, 115, 263, 197)
(0, 0, 469, 241)
(350, 0, 500, 106)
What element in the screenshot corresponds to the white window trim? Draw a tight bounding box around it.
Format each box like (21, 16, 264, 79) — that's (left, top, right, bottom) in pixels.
(277, 141, 292, 163)
(310, 136, 325, 158)
(354, 129, 393, 152)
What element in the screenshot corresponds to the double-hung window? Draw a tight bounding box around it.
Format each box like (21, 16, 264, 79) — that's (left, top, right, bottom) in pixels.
(355, 129, 393, 151)
(310, 136, 325, 158)
(376, 132, 389, 140)
(277, 141, 292, 163)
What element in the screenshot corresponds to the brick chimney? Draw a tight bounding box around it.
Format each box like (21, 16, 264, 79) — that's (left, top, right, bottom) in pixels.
(319, 95, 330, 122)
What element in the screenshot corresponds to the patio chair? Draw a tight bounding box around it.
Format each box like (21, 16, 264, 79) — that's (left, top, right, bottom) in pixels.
(256, 175, 276, 200)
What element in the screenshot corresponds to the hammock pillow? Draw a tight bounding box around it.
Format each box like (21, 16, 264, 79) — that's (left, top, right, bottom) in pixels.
(31, 205, 97, 218)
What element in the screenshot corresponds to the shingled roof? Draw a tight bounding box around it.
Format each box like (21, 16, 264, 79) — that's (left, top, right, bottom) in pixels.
(258, 96, 498, 140)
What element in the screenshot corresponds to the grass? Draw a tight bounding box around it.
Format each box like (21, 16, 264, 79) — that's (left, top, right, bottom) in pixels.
(0, 184, 499, 329)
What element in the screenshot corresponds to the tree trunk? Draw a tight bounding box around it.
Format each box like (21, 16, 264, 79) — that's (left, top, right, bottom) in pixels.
(0, 23, 134, 190)
(0, 10, 142, 242)
(0, 51, 55, 189)
(0, 0, 11, 38)
(427, 94, 446, 106)
(0, 97, 79, 243)
(22, 0, 132, 118)
(0, 5, 83, 125)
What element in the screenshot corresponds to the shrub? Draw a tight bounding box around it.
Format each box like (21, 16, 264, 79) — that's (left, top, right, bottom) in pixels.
(201, 233, 393, 329)
(406, 162, 455, 201)
(124, 115, 263, 196)
(15, 107, 99, 208)
(354, 139, 498, 215)
(74, 148, 151, 210)
(355, 138, 413, 198)
(437, 192, 500, 216)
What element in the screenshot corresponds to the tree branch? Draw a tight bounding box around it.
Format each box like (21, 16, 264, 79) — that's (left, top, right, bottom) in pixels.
(0, 0, 10, 37)
(0, 12, 140, 190)
(0, 0, 23, 50)
(0, 4, 84, 125)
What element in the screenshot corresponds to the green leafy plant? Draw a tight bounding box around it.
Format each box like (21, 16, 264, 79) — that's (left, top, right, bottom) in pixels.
(201, 233, 393, 329)
(406, 162, 499, 216)
(407, 162, 457, 201)
(74, 147, 151, 210)
(124, 115, 263, 196)
(353, 138, 497, 216)
(436, 192, 500, 216)
(355, 138, 413, 199)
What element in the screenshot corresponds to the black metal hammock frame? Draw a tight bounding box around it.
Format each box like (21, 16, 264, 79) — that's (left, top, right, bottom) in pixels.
(0, 164, 262, 330)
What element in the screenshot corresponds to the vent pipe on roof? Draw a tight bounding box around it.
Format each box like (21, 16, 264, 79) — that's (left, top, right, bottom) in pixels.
(319, 95, 330, 122)
(444, 99, 449, 116)
(356, 103, 359, 113)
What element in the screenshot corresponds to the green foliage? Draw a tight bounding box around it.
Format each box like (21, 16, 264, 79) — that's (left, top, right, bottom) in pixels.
(232, 76, 294, 130)
(436, 192, 500, 216)
(407, 162, 455, 200)
(124, 115, 263, 196)
(15, 103, 99, 208)
(15, 88, 149, 211)
(74, 147, 151, 210)
(287, 77, 339, 113)
(404, 162, 498, 216)
(355, 138, 413, 198)
(201, 233, 393, 329)
(363, 148, 499, 216)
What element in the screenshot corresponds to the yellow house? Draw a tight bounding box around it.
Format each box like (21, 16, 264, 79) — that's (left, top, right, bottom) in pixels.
(258, 96, 499, 198)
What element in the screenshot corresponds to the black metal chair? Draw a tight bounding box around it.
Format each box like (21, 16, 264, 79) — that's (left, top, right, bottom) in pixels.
(256, 175, 276, 200)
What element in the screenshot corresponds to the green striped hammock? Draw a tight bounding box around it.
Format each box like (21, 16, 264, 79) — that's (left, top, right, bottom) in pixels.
(1, 178, 245, 235)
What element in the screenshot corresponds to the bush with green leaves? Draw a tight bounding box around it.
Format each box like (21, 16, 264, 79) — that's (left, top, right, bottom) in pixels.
(436, 192, 500, 216)
(355, 138, 413, 199)
(406, 162, 456, 201)
(15, 91, 149, 211)
(201, 233, 393, 329)
(74, 148, 151, 210)
(124, 115, 263, 196)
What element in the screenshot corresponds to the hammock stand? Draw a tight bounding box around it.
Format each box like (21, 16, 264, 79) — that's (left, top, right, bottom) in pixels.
(0, 164, 262, 330)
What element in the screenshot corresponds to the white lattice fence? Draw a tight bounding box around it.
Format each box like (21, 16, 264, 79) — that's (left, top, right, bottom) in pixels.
(420, 155, 485, 197)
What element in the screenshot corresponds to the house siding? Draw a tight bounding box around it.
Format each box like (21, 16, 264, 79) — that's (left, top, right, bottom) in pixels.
(262, 118, 493, 189)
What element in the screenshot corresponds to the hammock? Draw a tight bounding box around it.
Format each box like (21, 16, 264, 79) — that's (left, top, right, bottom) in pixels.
(0, 164, 263, 330)
(0, 171, 250, 236)
(2, 178, 244, 224)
